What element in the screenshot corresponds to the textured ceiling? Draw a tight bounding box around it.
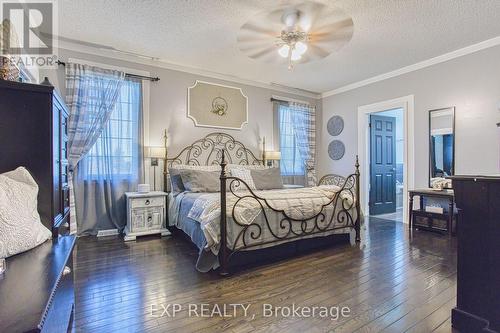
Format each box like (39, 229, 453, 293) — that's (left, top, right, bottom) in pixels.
(58, 0, 500, 93)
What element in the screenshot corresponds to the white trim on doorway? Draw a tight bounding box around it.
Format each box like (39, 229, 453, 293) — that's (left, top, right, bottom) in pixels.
(357, 95, 415, 223)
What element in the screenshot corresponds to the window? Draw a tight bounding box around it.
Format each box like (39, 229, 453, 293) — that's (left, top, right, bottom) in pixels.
(278, 104, 305, 177)
(85, 78, 142, 179)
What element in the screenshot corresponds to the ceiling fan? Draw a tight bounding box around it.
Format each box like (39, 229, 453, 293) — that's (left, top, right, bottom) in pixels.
(237, 1, 354, 70)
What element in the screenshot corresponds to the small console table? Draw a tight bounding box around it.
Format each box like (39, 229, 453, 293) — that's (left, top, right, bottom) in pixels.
(408, 189, 456, 235)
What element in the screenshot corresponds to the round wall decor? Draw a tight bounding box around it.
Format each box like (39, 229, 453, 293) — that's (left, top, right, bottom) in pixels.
(328, 140, 345, 160)
(327, 115, 344, 136)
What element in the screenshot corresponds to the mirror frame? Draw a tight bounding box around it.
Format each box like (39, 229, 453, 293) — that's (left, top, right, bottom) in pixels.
(429, 107, 456, 188)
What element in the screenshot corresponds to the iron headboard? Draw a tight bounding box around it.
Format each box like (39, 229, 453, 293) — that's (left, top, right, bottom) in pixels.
(166, 132, 263, 168)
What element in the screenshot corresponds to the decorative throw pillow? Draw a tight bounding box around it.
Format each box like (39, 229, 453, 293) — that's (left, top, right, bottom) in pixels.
(229, 168, 256, 191)
(168, 168, 185, 193)
(179, 170, 221, 192)
(251, 168, 284, 190)
(0, 167, 51, 258)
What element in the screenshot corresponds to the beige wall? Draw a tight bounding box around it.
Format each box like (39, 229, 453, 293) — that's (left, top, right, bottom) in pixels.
(40, 44, 500, 191)
(40, 48, 320, 188)
(320, 45, 500, 188)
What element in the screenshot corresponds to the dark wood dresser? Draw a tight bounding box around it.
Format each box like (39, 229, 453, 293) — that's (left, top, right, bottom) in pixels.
(450, 176, 500, 333)
(0, 78, 75, 332)
(0, 236, 76, 333)
(0, 79, 70, 236)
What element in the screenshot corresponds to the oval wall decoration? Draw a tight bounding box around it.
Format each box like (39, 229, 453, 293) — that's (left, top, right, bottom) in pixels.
(327, 115, 344, 136)
(328, 140, 345, 160)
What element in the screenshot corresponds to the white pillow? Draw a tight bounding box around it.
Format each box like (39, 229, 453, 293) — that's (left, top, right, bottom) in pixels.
(229, 168, 256, 191)
(169, 164, 221, 171)
(0, 167, 51, 258)
(226, 163, 267, 171)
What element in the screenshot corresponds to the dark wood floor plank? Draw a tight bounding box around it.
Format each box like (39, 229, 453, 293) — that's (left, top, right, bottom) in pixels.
(72, 217, 458, 333)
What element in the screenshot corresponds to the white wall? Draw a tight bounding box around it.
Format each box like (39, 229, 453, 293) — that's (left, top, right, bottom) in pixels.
(40, 48, 320, 188)
(320, 45, 500, 188)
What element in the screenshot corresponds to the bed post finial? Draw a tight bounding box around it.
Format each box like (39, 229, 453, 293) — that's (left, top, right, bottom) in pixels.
(354, 155, 361, 242)
(355, 155, 360, 175)
(219, 149, 229, 275)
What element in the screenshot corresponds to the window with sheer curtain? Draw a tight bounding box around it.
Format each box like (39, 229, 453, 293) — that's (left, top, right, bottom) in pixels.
(279, 103, 306, 177)
(84, 78, 142, 180)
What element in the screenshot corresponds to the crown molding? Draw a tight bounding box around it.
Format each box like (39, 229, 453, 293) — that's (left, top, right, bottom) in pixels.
(321, 36, 500, 98)
(57, 40, 321, 100)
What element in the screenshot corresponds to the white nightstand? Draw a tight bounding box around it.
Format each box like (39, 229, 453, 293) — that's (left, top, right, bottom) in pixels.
(124, 191, 171, 241)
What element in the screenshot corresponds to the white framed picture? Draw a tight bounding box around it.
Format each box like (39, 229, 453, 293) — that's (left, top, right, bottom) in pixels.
(187, 80, 248, 130)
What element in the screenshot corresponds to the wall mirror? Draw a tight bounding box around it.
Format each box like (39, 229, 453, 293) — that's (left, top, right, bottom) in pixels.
(429, 107, 455, 188)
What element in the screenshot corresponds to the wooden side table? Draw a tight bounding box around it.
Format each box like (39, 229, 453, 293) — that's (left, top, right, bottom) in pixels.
(409, 189, 456, 236)
(124, 191, 171, 241)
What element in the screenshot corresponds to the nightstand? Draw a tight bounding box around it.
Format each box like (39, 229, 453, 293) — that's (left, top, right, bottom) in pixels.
(124, 191, 171, 241)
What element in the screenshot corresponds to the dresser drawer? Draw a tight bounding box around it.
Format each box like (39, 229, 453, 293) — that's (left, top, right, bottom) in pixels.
(130, 197, 164, 208)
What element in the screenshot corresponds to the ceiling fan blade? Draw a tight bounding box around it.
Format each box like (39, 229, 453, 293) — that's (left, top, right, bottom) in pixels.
(313, 18, 354, 36)
(296, 2, 325, 32)
(246, 46, 277, 59)
(303, 44, 331, 60)
(239, 22, 277, 37)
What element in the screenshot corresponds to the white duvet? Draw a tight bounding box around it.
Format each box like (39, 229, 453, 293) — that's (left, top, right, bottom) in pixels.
(187, 185, 354, 251)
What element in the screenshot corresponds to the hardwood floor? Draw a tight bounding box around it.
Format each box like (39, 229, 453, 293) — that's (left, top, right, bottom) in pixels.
(73, 217, 460, 333)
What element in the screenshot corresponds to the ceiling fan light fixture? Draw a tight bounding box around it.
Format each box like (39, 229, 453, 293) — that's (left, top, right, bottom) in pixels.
(278, 44, 290, 58)
(295, 41, 307, 55)
(291, 48, 302, 60)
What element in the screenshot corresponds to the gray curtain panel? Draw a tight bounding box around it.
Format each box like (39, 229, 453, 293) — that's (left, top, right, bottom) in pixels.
(73, 78, 144, 236)
(65, 62, 125, 234)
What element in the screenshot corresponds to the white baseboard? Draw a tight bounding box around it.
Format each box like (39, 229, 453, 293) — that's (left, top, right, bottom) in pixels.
(97, 229, 119, 237)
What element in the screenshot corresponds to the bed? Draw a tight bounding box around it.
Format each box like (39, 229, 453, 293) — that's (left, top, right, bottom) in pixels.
(166, 133, 360, 274)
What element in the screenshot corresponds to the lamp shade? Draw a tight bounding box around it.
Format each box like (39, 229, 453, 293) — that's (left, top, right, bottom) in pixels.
(146, 146, 166, 159)
(265, 151, 281, 160)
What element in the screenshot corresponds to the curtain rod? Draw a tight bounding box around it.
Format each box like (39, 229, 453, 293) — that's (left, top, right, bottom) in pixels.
(270, 97, 290, 104)
(56, 60, 160, 82)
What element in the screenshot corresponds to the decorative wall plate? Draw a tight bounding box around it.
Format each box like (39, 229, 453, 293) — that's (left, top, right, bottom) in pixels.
(328, 140, 345, 160)
(188, 80, 248, 130)
(327, 115, 344, 136)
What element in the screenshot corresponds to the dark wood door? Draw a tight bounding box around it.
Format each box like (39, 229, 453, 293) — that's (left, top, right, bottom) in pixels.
(370, 115, 397, 215)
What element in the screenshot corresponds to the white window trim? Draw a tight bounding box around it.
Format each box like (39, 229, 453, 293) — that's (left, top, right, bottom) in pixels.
(357, 95, 415, 224)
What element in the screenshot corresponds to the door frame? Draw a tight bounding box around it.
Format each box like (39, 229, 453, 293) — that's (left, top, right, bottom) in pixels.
(357, 95, 415, 223)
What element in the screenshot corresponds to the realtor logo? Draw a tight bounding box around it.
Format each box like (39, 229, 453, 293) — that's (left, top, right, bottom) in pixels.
(1, 0, 58, 67)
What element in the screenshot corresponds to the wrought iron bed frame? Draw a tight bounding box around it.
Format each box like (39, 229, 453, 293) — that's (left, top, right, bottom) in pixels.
(166, 133, 360, 275)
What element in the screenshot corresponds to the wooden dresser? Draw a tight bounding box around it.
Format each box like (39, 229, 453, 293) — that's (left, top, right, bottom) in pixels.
(450, 176, 500, 333)
(0, 79, 70, 236)
(0, 236, 76, 333)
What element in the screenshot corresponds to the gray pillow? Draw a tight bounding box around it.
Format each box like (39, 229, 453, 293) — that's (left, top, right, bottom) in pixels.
(179, 170, 221, 192)
(168, 168, 185, 193)
(250, 168, 284, 190)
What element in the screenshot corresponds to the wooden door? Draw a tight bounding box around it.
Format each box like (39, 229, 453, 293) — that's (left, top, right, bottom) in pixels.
(369, 115, 397, 215)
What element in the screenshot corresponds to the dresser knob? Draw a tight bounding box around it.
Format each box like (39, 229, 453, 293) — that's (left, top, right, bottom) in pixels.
(145, 200, 150, 205)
